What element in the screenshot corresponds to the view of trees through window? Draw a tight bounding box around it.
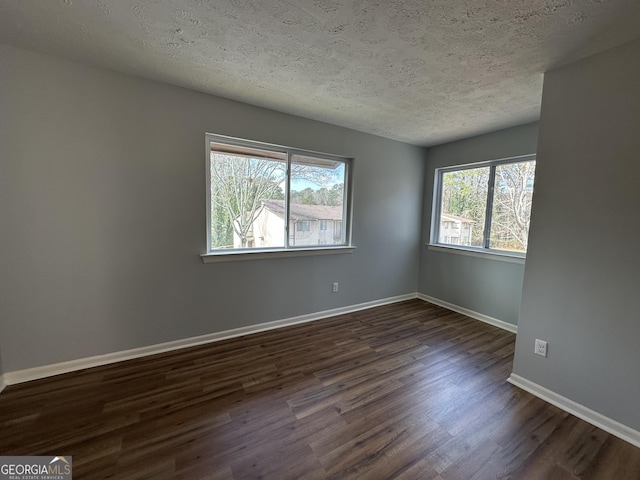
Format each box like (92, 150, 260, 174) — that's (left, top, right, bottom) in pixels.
(437, 159, 536, 253)
(209, 146, 286, 249)
(440, 167, 489, 247)
(208, 139, 347, 251)
(490, 162, 536, 251)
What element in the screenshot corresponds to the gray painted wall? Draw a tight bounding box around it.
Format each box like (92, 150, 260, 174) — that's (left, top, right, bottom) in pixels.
(418, 123, 539, 325)
(0, 44, 425, 372)
(513, 39, 640, 430)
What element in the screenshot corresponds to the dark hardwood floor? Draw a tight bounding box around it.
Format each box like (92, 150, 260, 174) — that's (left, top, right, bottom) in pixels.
(1, 299, 638, 479)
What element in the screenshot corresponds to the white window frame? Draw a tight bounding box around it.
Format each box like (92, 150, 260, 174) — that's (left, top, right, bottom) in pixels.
(429, 154, 536, 261)
(202, 134, 354, 262)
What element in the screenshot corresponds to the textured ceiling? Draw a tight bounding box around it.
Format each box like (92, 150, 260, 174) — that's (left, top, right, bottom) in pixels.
(2, 0, 640, 145)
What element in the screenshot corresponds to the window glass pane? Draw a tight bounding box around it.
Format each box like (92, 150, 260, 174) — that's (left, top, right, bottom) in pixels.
(209, 143, 286, 249)
(289, 154, 346, 247)
(439, 167, 489, 247)
(489, 161, 536, 252)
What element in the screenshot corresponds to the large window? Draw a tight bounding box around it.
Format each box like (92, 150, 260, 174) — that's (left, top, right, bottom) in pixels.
(206, 134, 351, 253)
(432, 155, 536, 255)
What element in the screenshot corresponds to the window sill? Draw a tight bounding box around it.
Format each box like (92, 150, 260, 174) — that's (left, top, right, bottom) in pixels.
(426, 244, 525, 264)
(201, 246, 356, 263)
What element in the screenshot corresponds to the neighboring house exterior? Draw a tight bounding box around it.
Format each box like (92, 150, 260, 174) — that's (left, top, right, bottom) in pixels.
(233, 199, 344, 248)
(439, 213, 474, 246)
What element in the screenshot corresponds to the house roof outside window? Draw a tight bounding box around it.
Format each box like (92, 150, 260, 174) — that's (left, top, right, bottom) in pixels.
(261, 200, 343, 221)
(441, 213, 475, 224)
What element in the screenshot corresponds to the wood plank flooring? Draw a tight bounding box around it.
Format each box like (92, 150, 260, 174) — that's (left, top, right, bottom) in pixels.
(1, 299, 638, 479)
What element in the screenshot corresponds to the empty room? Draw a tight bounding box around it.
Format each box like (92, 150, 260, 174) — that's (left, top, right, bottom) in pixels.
(1, 1, 639, 479)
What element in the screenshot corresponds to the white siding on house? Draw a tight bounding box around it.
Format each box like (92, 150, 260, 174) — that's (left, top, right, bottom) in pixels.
(233, 208, 285, 248)
(235, 200, 344, 248)
(439, 214, 473, 246)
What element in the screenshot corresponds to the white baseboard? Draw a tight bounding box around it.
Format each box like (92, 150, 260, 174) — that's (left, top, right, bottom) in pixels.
(2, 293, 418, 386)
(417, 293, 518, 333)
(508, 373, 640, 449)
(0, 375, 6, 394)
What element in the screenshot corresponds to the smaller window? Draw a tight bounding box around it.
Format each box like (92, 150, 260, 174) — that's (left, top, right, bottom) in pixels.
(320, 220, 328, 230)
(432, 155, 536, 255)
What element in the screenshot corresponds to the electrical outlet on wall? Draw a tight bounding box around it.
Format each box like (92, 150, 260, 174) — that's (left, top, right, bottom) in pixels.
(534, 339, 548, 357)
(332, 282, 339, 293)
